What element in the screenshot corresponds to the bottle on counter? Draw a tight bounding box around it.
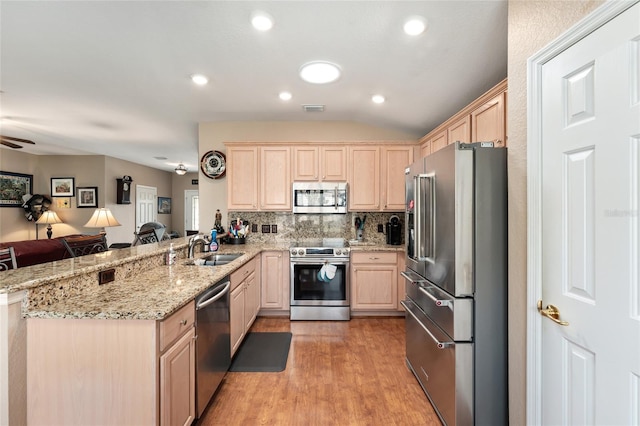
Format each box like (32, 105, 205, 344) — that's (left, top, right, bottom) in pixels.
(165, 243, 177, 265)
(210, 229, 219, 252)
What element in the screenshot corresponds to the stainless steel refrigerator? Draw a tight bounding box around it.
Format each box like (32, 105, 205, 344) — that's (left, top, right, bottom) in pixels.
(401, 142, 507, 425)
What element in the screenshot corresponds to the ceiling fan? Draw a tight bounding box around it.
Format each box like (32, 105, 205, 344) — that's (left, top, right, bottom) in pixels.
(0, 135, 35, 149)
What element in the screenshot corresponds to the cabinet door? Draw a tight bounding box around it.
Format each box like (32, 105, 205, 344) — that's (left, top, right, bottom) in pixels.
(471, 92, 506, 147)
(420, 140, 431, 158)
(351, 264, 398, 310)
(447, 114, 471, 144)
(293, 146, 319, 181)
(160, 328, 195, 426)
(381, 146, 413, 211)
(320, 146, 347, 181)
(261, 251, 289, 310)
(260, 146, 292, 210)
(430, 130, 447, 153)
(244, 272, 259, 331)
(227, 146, 259, 210)
(230, 283, 245, 356)
(348, 146, 380, 210)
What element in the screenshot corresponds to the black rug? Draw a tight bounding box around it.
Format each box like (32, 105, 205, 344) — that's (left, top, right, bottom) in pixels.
(229, 332, 292, 372)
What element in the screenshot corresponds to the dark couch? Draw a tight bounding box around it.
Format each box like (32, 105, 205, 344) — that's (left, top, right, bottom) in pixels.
(0, 236, 78, 268)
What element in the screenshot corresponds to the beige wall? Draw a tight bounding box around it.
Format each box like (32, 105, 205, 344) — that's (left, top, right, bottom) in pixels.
(198, 120, 418, 231)
(506, 1, 603, 423)
(0, 151, 174, 245)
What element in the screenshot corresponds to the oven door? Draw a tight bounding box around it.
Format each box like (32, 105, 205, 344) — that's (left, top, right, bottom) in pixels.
(290, 259, 349, 306)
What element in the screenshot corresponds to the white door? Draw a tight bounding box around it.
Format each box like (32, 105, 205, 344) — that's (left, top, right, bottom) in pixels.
(184, 189, 199, 235)
(532, 3, 640, 425)
(136, 185, 157, 232)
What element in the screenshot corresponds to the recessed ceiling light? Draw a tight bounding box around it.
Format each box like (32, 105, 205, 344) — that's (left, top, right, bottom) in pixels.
(279, 91, 292, 101)
(372, 95, 386, 104)
(299, 61, 341, 84)
(404, 16, 427, 36)
(154, 156, 168, 160)
(191, 74, 209, 85)
(251, 11, 274, 31)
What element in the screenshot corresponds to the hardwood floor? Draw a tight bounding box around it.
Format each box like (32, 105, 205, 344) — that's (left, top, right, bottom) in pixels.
(198, 317, 441, 425)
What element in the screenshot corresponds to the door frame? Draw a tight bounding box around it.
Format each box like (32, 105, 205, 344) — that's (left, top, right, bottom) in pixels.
(184, 189, 199, 236)
(526, 1, 638, 424)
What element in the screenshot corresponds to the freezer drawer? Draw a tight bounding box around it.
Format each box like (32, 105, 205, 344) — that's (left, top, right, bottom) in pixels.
(402, 299, 473, 426)
(402, 270, 473, 341)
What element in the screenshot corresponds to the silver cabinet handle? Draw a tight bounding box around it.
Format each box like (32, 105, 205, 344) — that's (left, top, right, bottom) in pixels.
(401, 300, 453, 349)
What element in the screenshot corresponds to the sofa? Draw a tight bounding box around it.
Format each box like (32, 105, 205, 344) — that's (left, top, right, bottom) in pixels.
(0, 236, 78, 268)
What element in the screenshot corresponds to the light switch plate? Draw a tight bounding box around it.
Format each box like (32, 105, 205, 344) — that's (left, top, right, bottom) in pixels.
(261, 224, 271, 233)
(271, 224, 277, 233)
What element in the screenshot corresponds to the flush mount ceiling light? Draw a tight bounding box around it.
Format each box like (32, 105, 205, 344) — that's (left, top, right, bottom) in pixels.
(279, 91, 292, 101)
(251, 11, 274, 31)
(191, 74, 209, 86)
(299, 61, 341, 84)
(372, 94, 386, 104)
(175, 163, 187, 175)
(404, 16, 427, 36)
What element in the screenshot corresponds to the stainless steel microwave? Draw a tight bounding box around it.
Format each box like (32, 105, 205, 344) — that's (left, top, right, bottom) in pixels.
(292, 182, 348, 214)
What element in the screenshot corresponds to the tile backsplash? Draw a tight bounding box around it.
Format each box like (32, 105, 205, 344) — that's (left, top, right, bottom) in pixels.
(226, 211, 403, 245)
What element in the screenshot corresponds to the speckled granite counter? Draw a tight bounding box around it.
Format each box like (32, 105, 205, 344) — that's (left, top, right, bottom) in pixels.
(2, 237, 401, 321)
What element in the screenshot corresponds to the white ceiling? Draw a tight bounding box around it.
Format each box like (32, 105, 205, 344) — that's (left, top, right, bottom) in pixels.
(0, 1, 507, 172)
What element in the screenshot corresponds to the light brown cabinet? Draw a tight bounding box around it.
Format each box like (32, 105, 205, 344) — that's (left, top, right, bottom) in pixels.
(260, 250, 290, 311)
(227, 146, 259, 210)
(260, 146, 292, 210)
(293, 145, 347, 182)
(381, 146, 413, 211)
(429, 130, 447, 153)
(230, 256, 260, 356)
(447, 114, 471, 144)
(471, 92, 506, 147)
(350, 251, 398, 311)
(27, 301, 196, 425)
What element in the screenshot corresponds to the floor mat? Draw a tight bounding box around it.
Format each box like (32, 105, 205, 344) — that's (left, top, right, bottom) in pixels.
(229, 332, 292, 372)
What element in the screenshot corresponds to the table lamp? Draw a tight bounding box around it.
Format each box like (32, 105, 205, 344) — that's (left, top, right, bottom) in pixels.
(84, 208, 122, 234)
(36, 210, 63, 239)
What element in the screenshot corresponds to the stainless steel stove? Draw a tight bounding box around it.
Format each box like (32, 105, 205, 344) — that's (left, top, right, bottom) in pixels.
(289, 239, 351, 321)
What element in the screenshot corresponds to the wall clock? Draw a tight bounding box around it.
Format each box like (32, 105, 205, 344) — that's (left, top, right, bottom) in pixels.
(201, 150, 226, 179)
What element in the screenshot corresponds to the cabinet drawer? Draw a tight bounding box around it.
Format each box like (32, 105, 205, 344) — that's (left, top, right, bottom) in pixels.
(159, 301, 195, 352)
(231, 256, 257, 290)
(351, 252, 397, 264)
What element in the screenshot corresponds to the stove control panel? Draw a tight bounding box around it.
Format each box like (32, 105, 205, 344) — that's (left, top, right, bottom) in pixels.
(289, 247, 350, 258)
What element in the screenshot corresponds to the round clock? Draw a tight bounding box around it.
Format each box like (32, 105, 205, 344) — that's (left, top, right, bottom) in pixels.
(200, 150, 226, 179)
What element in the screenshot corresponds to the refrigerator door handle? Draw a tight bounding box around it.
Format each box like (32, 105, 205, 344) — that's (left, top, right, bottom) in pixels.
(415, 174, 435, 262)
(401, 300, 454, 349)
(418, 285, 452, 308)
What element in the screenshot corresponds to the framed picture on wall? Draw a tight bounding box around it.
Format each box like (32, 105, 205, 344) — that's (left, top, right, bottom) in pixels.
(51, 177, 75, 197)
(77, 187, 98, 208)
(158, 197, 171, 214)
(0, 171, 33, 207)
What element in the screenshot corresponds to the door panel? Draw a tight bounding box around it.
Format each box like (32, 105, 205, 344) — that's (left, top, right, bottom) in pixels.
(136, 185, 157, 232)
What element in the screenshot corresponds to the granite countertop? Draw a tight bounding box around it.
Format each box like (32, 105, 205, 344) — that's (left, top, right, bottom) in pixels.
(7, 237, 402, 321)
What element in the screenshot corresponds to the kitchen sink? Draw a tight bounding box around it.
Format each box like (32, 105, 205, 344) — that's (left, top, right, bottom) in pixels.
(188, 253, 243, 266)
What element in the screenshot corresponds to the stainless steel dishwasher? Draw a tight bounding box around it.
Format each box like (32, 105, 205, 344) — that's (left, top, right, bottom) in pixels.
(195, 276, 231, 418)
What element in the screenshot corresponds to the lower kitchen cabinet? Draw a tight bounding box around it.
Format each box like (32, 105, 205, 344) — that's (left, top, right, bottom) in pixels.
(350, 251, 398, 311)
(26, 301, 196, 426)
(230, 256, 260, 356)
(260, 250, 290, 312)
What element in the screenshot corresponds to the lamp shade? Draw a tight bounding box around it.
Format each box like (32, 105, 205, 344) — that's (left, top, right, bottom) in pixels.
(84, 208, 122, 229)
(175, 163, 187, 175)
(35, 210, 63, 225)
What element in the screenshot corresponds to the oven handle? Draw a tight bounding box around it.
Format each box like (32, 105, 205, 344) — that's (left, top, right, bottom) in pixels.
(401, 300, 453, 349)
(291, 259, 350, 265)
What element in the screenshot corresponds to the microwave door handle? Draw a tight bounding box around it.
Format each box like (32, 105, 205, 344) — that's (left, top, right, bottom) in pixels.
(334, 187, 338, 210)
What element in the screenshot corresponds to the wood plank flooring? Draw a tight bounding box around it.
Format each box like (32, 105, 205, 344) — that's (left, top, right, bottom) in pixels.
(198, 317, 441, 425)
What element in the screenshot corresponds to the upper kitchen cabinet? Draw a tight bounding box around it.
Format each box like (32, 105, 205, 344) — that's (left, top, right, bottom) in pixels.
(260, 146, 291, 210)
(293, 145, 347, 182)
(227, 146, 259, 210)
(348, 144, 413, 212)
(471, 91, 506, 147)
(226, 144, 291, 211)
(419, 78, 507, 155)
(348, 145, 380, 210)
(381, 146, 413, 211)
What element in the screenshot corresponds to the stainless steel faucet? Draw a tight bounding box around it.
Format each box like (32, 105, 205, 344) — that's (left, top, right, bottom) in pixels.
(188, 234, 209, 258)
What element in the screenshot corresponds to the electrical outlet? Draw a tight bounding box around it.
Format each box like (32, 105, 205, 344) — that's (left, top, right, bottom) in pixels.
(261, 224, 271, 233)
(98, 268, 115, 285)
(378, 224, 384, 233)
(251, 223, 258, 233)
(271, 224, 277, 233)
